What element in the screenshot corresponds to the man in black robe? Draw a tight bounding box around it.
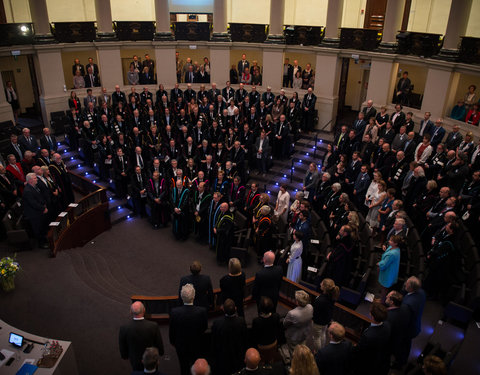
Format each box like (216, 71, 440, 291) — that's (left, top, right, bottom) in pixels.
(171, 179, 190, 240)
(214, 202, 234, 263)
(49, 153, 74, 209)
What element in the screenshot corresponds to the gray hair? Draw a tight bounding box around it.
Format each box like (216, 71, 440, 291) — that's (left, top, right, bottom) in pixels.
(295, 290, 310, 307)
(332, 183, 341, 192)
(323, 172, 331, 179)
(26, 173, 36, 183)
(181, 283, 195, 304)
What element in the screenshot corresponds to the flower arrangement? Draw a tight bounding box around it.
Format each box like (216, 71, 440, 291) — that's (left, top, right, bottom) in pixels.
(0, 255, 20, 292)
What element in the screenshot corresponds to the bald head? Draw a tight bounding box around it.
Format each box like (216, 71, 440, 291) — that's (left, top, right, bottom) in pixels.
(245, 348, 261, 369)
(130, 301, 145, 318)
(191, 358, 210, 375)
(263, 251, 275, 266)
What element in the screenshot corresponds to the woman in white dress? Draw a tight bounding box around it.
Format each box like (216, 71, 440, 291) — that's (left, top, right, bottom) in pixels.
(274, 185, 290, 222)
(365, 180, 387, 233)
(287, 231, 303, 283)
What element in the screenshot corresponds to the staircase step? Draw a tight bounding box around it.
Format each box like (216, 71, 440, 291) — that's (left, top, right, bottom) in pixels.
(110, 206, 133, 225)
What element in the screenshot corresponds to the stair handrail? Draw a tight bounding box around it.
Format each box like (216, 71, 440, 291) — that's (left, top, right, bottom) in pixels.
(313, 119, 332, 158)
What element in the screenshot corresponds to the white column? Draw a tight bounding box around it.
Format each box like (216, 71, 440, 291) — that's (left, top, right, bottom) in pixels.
(366, 58, 398, 107)
(323, 0, 344, 45)
(0, 73, 15, 124)
(34, 49, 67, 125)
(154, 45, 177, 87)
(441, 0, 473, 55)
(154, 0, 173, 40)
(210, 47, 230, 85)
(380, 0, 406, 49)
(94, 0, 115, 39)
(96, 45, 123, 90)
(262, 48, 284, 90)
(421, 66, 454, 119)
(28, 0, 54, 42)
(313, 53, 343, 131)
(212, 0, 230, 41)
(266, 0, 285, 43)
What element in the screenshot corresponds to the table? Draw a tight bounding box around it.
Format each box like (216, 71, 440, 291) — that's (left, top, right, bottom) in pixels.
(0, 319, 78, 375)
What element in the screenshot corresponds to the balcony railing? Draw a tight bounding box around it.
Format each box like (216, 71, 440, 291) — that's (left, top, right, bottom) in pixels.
(284, 26, 324, 46)
(230, 23, 269, 43)
(339, 27, 381, 51)
(132, 276, 372, 343)
(397, 31, 443, 58)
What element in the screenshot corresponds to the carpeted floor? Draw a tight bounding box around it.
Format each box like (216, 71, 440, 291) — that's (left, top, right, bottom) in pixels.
(0, 218, 263, 375)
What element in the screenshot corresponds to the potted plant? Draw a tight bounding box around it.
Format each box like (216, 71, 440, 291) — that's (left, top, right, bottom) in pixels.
(0, 255, 20, 292)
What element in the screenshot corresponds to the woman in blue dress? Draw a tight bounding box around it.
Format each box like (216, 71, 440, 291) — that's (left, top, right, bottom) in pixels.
(287, 231, 303, 283)
(377, 234, 402, 301)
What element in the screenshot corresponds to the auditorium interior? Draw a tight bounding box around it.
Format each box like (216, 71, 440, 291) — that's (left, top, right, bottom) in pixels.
(0, 0, 480, 374)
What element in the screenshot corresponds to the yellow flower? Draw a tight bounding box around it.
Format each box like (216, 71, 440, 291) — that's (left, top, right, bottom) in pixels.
(1, 270, 5, 275)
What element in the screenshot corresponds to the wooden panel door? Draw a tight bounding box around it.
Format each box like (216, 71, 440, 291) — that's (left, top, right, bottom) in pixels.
(364, 0, 388, 30)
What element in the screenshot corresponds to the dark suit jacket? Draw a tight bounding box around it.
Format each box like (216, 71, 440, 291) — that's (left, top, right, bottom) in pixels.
(178, 274, 214, 309)
(6, 142, 26, 162)
(40, 134, 58, 153)
(237, 60, 250, 74)
(184, 71, 196, 83)
(391, 111, 406, 131)
(252, 266, 283, 307)
(84, 73, 101, 87)
(169, 305, 208, 354)
(212, 315, 248, 374)
(354, 322, 391, 375)
(131, 370, 165, 375)
(315, 341, 352, 375)
(18, 135, 39, 153)
(402, 289, 426, 338)
(119, 319, 164, 371)
(387, 305, 412, 358)
(22, 183, 46, 220)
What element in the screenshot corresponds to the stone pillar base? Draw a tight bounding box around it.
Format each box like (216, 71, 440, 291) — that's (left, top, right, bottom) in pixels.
(154, 31, 174, 41)
(378, 41, 398, 51)
(265, 34, 285, 44)
(211, 32, 231, 42)
(437, 48, 459, 61)
(321, 37, 340, 48)
(34, 34, 56, 44)
(96, 32, 117, 41)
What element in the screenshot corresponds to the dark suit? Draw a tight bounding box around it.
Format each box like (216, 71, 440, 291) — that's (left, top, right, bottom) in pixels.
(178, 274, 214, 309)
(237, 59, 250, 74)
(7, 142, 25, 162)
(429, 126, 446, 148)
(84, 73, 100, 87)
(212, 314, 248, 374)
(184, 71, 196, 84)
(315, 341, 352, 375)
(169, 305, 208, 375)
(252, 265, 283, 310)
(390, 111, 406, 132)
(354, 322, 391, 375)
(119, 319, 164, 371)
(18, 135, 39, 154)
(387, 305, 412, 365)
(417, 120, 433, 140)
(302, 93, 316, 131)
(22, 183, 48, 243)
(40, 134, 58, 153)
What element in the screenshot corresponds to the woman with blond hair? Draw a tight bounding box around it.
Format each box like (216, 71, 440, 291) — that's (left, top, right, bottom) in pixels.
(219, 258, 246, 316)
(289, 344, 319, 375)
(312, 278, 340, 351)
(284, 290, 313, 352)
(347, 210, 360, 241)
